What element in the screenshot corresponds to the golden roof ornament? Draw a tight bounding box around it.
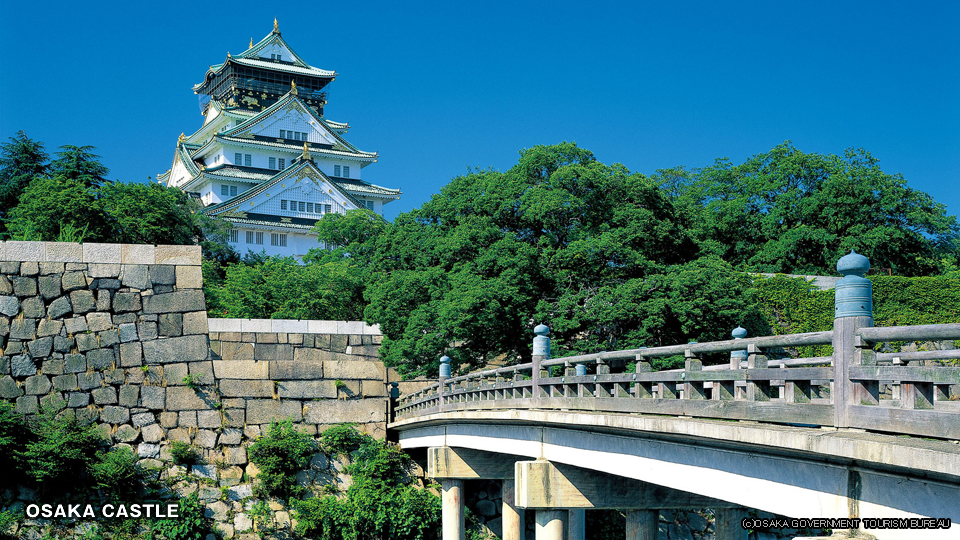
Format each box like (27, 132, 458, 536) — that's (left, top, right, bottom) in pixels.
(249, 38, 254, 48)
(273, 18, 279, 33)
(302, 142, 311, 161)
(290, 80, 298, 95)
(227, 51, 231, 58)
(178, 133, 186, 143)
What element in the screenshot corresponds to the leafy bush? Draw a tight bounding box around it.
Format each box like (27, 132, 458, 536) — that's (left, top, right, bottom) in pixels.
(19, 399, 104, 492)
(169, 441, 199, 465)
(247, 420, 316, 498)
(0, 402, 28, 489)
(90, 447, 141, 497)
(320, 424, 365, 454)
(146, 492, 209, 540)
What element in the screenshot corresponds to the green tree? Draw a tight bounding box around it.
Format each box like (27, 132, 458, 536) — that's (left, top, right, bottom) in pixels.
(49, 144, 109, 187)
(0, 131, 48, 233)
(5, 175, 106, 241)
(674, 142, 959, 276)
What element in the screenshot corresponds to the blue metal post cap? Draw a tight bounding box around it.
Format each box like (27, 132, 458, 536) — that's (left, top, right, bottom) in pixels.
(438, 355, 451, 378)
(837, 250, 870, 277)
(534, 324, 550, 336)
(731, 326, 747, 339)
(440, 356, 451, 365)
(575, 364, 587, 376)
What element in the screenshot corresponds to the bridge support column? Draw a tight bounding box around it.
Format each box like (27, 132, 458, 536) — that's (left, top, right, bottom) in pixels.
(442, 479, 465, 540)
(566, 509, 584, 540)
(625, 510, 658, 540)
(714, 508, 747, 540)
(536, 510, 566, 540)
(502, 479, 525, 540)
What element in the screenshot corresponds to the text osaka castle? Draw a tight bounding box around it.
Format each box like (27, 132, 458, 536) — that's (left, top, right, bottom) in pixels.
(158, 20, 400, 258)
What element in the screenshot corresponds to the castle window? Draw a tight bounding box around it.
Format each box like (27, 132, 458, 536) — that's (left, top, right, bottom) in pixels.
(271, 233, 279, 246)
(298, 201, 305, 212)
(301, 132, 308, 141)
(306, 203, 314, 213)
(324, 204, 332, 213)
(343, 166, 350, 178)
(230, 186, 237, 196)
(246, 231, 254, 244)
(281, 200, 287, 210)
(365, 200, 374, 211)
(256, 232, 264, 245)
(244, 154, 252, 167)
(280, 234, 287, 246)
(279, 158, 285, 170)
(230, 229, 239, 243)
(221, 185, 229, 196)
(334, 165, 341, 176)
(269, 157, 276, 169)
(235, 153, 242, 164)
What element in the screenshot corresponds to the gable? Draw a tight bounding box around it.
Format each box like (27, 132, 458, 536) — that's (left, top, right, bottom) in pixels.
(229, 100, 338, 146)
(257, 41, 295, 63)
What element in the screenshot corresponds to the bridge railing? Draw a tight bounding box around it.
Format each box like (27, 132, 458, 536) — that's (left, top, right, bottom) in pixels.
(395, 253, 960, 440)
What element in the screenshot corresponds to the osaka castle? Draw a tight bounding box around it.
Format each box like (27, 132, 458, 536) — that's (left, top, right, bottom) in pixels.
(157, 19, 401, 258)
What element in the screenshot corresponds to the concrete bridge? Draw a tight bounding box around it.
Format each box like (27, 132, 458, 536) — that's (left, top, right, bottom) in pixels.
(388, 253, 960, 540)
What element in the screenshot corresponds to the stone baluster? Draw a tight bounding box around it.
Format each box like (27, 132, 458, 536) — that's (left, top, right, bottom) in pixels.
(684, 349, 705, 400)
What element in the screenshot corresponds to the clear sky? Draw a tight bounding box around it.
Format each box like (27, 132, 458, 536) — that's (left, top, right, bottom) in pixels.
(1, 1, 957, 222)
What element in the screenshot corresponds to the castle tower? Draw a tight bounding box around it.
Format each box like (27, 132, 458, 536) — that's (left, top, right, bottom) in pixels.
(157, 20, 401, 259)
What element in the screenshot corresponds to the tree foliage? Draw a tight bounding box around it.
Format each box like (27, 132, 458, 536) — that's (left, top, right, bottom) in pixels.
(49, 144, 109, 188)
(0, 131, 48, 232)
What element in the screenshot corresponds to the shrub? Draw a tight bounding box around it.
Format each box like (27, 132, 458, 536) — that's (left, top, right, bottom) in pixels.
(320, 424, 365, 454)
(169, 441, 199, 465)
(147, 492, 209, 540)
(90, 447, 141, 497)
(20, 399, 104, 492)
(247, 420, 316, 498)
(0, 402, 29, 489)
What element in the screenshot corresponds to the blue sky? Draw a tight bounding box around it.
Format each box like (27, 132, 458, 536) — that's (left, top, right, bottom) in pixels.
(1, 1, 958, 222)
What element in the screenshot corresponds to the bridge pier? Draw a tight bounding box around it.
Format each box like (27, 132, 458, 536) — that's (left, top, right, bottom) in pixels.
(566, 509, 585, 540)
(625, 510, 658, 540)
(441, 479, 465, 540)
(536, 509, 567, 540)
(502, 479, 525, 540)
(715, 508, 748, 540)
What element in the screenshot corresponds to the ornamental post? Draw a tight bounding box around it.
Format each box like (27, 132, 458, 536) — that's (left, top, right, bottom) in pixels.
(439, 355, 451, 412)
(832, 250, 875, 429)
(532, 324, 550, 401)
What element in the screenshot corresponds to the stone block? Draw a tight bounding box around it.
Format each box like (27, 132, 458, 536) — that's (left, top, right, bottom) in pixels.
(66, 392, 89, 407)
(0, 296, 16, 317)
(277, 380, 337, 399)
(12, 354, 37, 377)
(239, 319, 271, 333)
(324, 360, 384, 381)
(92, 386, 117, 405)
(53, 334, 74, 352)
(37, 319, 63, 338)
(122, 244, 155, 265)
(155, 245, 201, 266)
(119, 264, 150, 290)
(27, 337, 53, 358)
(270, 360, 323, 380)
(94, 289, 110, 311)
(196, 410, 221, 429)
(65, 354, 86, 373)
(131, 411, 154, 427)
(103, 368, 124, 384)
(245, 399, 302, 424)
(85, 313, 113, 334)
(141, 385, 165, 409)
(115, 424, 139, 443)
(16, 395, 38, 414)
(223, 408, 245, 427)
(165, 386, 213, 411)
(0, 375, 23, 398)
(218, 428, 242, 446)
(18, 261, 39, 276)
(69, 290, 95, 314)
(112, 292, 141, 313)
(24, 374, 51, 395)
(303, 399, 385, 424)
(159, 313, 183, 337)
(224, 446, 248, 465)
(138, 443, 160, 458)
(119, 385, 139, 407)
(346, 345, 381, 357)
(179, 410, 197, 427)
(118, 322, 139, 342)
(101, 405, 130, 424)
(76, 332, 98, 352)
(253, 343, 293, 361)
(271, 319, 309, 333)
(208, 318, 241, 332)
(52, 373, 78, 391)
(182, 311, 207, 335)
(65, 316, 88, 334)
(167, 427, 191, 443)
(142, 334, 208, 363)
(138, 319, 158, 340)
(194, 430, 217, 448)
(188, 360, 214, 382)
(6, 241, 44, 261)
(143, 290, 205, 314)
(77, 371, 102, 390)
(20, 296, 43, 318)
(10, 319, 37, 340)
(220, 342, 253, 361)
(98, 329, 120, 348)
(61, 271, 87, 292)
(87, 348, 116, 370)
(227, 483, 252, 499)
(0, 261, 16, 274)
(82, 243, 121, 263)
(141, 423, 163, 443)
(37, 275, 61, 300)
(212, 360, 268, 379)
(87, 263, 121, 278)
(159, 411, 178, 428)
(0, 276, 9, 295)
(308, 320, 338, 334)
(165, 363, 189, 385)
(175, 265, 203, 289)
(96, 278, 122, 290)
(119, 341, 143, 367)
(220, 379, 274, 397)
(147, 264, 175, 286)
(329, 334, 348, 352)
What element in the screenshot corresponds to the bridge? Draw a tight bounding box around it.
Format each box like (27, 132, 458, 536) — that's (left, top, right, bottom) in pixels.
(388, 253, 960, 540)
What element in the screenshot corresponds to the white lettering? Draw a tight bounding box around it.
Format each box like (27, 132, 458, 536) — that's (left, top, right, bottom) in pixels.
(167, 504, 179, 518)
(26, 504, 39, 518)
(83, 505, 95, 518)
(102, 504, 115, 518)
